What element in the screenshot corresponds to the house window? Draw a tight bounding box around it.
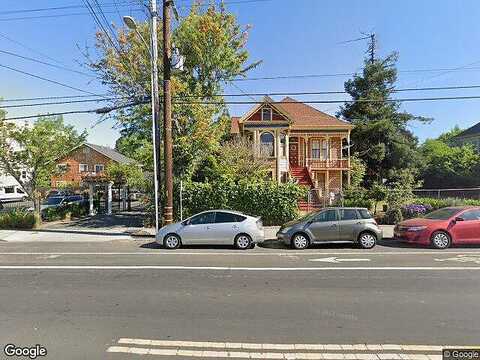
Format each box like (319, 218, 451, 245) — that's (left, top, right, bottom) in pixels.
(311, 139, 321, 158)
(4, 186, 14, 194)
(57, 164, 68, 172)
(321, 139, 329, 160)
(21, 171, 27, 179)
(95, 164, 105, 173)
(79, 164, 88, 172)
(260, 132, 275, 157)
(280, 133, 286, 157)
(261, 107, 272, 121)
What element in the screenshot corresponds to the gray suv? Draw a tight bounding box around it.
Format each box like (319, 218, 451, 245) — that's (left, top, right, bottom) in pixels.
(277, 207, 382, 249)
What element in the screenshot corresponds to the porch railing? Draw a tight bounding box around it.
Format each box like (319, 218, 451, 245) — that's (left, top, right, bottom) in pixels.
(306, 158, 349, 169)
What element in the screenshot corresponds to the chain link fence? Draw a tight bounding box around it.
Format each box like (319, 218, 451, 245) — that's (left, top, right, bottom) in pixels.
(413, 188, 480, 200)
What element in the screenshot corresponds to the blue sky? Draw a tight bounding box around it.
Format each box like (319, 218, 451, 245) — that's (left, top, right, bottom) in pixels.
(1, 0, 480, 147)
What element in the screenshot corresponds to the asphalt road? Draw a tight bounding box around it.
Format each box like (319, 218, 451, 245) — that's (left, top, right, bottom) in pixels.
(1, 239, 479, 360)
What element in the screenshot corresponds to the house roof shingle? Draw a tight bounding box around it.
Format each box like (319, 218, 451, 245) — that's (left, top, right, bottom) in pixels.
(277, 97, 352, 129)
(455, 121, 480, 138)
(85, 143, 136, 164)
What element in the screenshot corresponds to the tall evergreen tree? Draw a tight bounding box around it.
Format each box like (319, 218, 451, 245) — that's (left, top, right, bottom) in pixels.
(338, 41, 430, 187)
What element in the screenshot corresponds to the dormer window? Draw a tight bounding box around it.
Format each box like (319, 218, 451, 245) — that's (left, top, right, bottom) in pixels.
(261, 107, 272, 121)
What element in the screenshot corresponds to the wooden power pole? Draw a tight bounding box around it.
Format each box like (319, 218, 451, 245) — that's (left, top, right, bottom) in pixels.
(163, 0, 174, 224)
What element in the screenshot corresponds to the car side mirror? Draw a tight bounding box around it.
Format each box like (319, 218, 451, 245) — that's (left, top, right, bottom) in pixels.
(182, 219, 190, 226)
(455, 217, 464, 222)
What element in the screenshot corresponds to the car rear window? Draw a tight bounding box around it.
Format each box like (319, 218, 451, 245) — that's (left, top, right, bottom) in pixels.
(358, 209, 373, 219)
(215, 212, 246, 223)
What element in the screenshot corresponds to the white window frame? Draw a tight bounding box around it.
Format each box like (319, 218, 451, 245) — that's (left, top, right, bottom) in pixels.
(95, 164, 105, 173)
(261, 107, 273, 121)
(79, 164, 89, 173)
(260, 132, 275, 157)
(321, 139, 329, 160)
(311, 139, 321, 159)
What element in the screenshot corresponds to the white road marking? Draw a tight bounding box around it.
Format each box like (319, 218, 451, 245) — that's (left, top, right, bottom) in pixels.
(107, 346, 445, 359)
(1, 265, 480, 270)
(435, 255, 480, 264)
(1, 250, 480, 256)
(309, 257, 371, 263)
(115, 339, 453, 352)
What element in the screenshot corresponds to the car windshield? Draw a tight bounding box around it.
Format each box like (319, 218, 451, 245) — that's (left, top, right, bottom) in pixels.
(424, 208, 462, 220)
(43, 197, 63, 205)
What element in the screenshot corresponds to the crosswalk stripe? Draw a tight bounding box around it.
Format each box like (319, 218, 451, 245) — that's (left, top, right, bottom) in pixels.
(107, 346, 444, 359)
(116, 339, 447, 352)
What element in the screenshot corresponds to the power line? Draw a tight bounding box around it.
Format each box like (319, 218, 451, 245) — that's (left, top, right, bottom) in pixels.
(0, 2, 139, 15)
(0, 97, 121, 109)
(0, 9, 143, 21)
(0, 49, 96, 78)
(6, 94, 480, 121)
(5, 83, 480, 103)
(0, 63, 98, 95)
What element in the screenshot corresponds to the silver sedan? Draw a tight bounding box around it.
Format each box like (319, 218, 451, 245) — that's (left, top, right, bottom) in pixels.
(155, 210, 265, 249)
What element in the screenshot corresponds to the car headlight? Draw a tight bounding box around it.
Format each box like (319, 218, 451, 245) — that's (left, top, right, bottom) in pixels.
(407, 226, 427, 232)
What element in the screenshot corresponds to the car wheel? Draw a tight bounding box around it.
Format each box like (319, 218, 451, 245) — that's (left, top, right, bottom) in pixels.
(431, 231, 451, 249)
(358, 231, 377, 249)
(163, 234, 181, 250)
(292, 233, 310, 250)
(235, 234, 252, 250)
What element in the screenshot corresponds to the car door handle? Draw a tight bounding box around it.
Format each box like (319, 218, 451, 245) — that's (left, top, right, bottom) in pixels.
(331, 224, 337, 228)
(206, 226, 211, 230)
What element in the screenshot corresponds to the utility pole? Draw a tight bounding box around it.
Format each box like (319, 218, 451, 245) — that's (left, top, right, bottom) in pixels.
(150, 0, 162, 232)
(369, 32, 376, 64)
(163, 0, 174, 224)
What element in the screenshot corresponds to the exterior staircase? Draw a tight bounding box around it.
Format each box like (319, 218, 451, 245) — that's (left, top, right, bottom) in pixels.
(289, 167, 322, 211)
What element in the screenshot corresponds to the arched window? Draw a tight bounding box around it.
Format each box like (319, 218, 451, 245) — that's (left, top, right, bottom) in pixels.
(260, 132, 274, 157)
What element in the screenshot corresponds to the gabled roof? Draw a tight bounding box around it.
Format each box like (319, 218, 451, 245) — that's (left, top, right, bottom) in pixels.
(454, 121, 480, 138)
(238, 96, 291, 124)
(277, 97, 353, 129)
(85, 143, 135, 164)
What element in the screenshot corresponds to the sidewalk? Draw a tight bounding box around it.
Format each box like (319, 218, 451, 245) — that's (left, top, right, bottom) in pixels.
(0, 225, 394, 243)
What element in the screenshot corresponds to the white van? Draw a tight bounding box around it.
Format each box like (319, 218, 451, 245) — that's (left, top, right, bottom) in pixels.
(0, 185, 28, 203)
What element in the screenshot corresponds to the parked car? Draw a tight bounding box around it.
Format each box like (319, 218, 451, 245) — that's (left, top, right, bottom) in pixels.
(46, 189, 74, 198)
(0, 185, 28, 203)
(38, 195, 87, 211)
(277, 207, 382, 249)
(394, 206, 480, 249)
(155, 210, 264, 250)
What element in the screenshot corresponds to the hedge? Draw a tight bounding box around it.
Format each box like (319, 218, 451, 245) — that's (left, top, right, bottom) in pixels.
(42, 203, 89, 222)
(179, 181, 307, 226)
(410, 197, 480, 211)
(0, 210, 35, 229)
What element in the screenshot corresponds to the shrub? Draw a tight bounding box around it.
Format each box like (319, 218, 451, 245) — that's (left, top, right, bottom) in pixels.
(401, 204, 433, 219)
(411, 197, 480, 211)
(179, 180, 307, 226)
(0, 210, 35, 229)
(42, 203, 89, 222)
(384, 207, 403, 225)
(340, 186, 374, 210)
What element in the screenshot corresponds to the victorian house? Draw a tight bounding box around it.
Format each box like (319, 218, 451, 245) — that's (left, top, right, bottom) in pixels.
(231, 97, 354, 208)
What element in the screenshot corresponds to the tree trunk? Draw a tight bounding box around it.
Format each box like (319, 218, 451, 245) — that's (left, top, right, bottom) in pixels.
(33, 196, 42, 228)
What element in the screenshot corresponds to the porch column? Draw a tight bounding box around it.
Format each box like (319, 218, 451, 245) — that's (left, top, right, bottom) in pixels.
(347, 131, 351, 186)
(285, 132, 290, 167)
(88, 183, 95, 216)
(325, 171, 330, 205)
(106, 181, 113, 215)
(122, 185, 127, 211)
(326, 135, 331, 168)
(275, 130, 281, 183)
(304, 136, 308, 168)
(253, 130, 259, 156)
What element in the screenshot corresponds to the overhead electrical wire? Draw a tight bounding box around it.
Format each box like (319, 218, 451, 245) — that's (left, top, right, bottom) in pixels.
(0, 63, 99, 95)
(0, 49, 96, 77)
(6, 95, 480, 121)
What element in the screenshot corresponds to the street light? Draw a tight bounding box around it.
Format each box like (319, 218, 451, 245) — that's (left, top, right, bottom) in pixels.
(123, 12, 161, 233)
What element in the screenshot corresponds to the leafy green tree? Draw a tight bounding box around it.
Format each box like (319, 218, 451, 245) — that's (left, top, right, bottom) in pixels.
(194, 138, 270, 183)
(0, 115, 86, 224)
(420, 129, 480, 188)
(105, 162, 145, 190)
(338, 42, 430, 187)
(88, 3, 259, 179)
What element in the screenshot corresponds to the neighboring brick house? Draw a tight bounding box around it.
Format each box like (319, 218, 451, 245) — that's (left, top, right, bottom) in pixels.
(51, 143, 135, 188)
(453, 122, 480, 152)
(231, 96, 354, 208)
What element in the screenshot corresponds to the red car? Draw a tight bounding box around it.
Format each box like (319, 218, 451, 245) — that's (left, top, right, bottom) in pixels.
(394, 206, 480, 249)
